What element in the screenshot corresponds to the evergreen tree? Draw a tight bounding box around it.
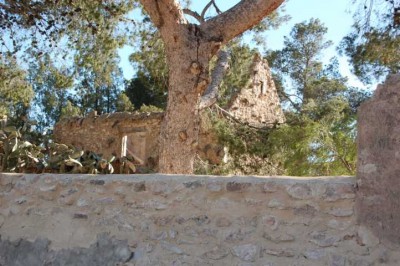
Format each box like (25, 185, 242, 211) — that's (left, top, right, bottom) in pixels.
(339, 0, 400, 83)
(0, 55, 34, 126)
(265, 19, 369, 176)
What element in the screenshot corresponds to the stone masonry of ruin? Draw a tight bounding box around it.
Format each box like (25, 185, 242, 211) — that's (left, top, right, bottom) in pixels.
(228, 54, 285, 127)
(2, 173, 400, 266)
(357, 74, 400, 248)
(53, 56, 285, 167)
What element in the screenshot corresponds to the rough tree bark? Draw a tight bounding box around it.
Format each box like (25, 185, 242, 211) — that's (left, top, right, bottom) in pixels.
(140, 0, 285, 174)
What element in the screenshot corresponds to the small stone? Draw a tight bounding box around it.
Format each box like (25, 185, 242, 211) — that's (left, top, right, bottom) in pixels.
(60, 187, 79, 196)
(323, 184, 355, 202)
(149, 182, 171, 195)
(160, 241, 185, 255)
(267, 199, 285, 209)
(231, 244, 258, 262)
(14, 197, 27, 204)
(153, 215, 174, 226)
(58, 195, 75, 205)
(134, 181, 146, 192)
(183, 180, 203, 189)
(73, 212, 88, 219)
(356, 226, 379, 247)
(303, 249, 326, 260)
(225, 228, 249, 241)
(191, 215, 209, 225)
(226, 182, 251, 192)
(261, 215, 279, 230)
(263, 232, 295, 243)
(216, 217, 232, 227)
(327, 219, 352, 230)
(328, 207, 354, 217)
(261, 181, 279, 193)
(207, 182, 222, 192)
(39, 185, 57, 192)
(293, 204, 317, 217)
(329, 254, 346, 266)
(89, 179, 105, 185)
(150, 230, 168, 240)
(244, 198, 262, 206)
(38, 192, 56, 201)
(96, 197, 114, 204)
(154, 201, 168, 210)
(76, 198, 89, 207)
(264, 248, 295, 257)
(169, 229, 177, 239)
(203, 246, 230, 260)
(309, 231, 340, 247)
(287, 184, 312, 199)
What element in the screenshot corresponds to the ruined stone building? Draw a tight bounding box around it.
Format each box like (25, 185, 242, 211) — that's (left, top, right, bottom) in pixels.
(54, 55, 285, 169)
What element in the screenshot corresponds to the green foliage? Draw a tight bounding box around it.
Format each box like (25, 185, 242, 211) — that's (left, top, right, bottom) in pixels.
(124, 71, 167, 110)
(0, 125, 45, 172)
(138, 104, 164, 113)
(339, 0, 400, 83)
(60, 101, 82, 119)
(125, 22, 168, 110)
(0, 56, 34, 123)
(264, 19, 369, 176)
(196, 111, 283, 176)
(116, 93, 135, 112)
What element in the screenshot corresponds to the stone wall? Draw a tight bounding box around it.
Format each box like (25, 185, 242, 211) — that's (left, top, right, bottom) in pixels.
(1, 173, 399, 265)
(356, 74, 400, 248)
(53, 112, 163, 165)
(53, 112, 225, 168)
(228, 54, 285, 127)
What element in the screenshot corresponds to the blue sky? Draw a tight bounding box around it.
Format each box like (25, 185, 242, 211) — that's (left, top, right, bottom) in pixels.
(118, 0, 365, 87)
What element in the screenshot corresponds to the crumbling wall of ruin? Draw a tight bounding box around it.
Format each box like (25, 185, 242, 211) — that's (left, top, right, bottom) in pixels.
(53, 112, 163, 164)
(228, 54, 285, 128)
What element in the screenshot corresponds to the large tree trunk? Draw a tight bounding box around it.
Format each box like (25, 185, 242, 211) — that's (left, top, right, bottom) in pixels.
(140, 0, 286, 174)
(158, 26, 211, 174)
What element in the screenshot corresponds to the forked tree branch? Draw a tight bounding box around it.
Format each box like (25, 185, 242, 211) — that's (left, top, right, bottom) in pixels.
(183, 8, 204, 23)
(201, 0, 285, 45)
(199, 50, 230, 109)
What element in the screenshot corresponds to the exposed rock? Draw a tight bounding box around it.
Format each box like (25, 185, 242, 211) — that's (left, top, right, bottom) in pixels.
(287, 184, 312, 199)
(216, 217, 232, 227)
(231, 244, 259, 262)
(309, 231, 340, 247)
(264, 248, 295, 257)
(203, 246, 230, 260)
(328, 207, 354, 217)
(303, 249, 326, 260)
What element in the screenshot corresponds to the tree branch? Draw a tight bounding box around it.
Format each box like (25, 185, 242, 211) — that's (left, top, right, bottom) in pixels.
(199, 50, 230, 109)
(139, 0, 187, 29)
(201, 0, 285, 45)
(214, 104, 282, 130)
(201, 1, 214, 21)
(183, 8, 204, 23)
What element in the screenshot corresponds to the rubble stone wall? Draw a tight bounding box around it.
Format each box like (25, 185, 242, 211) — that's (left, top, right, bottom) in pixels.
(356, 74, 400, 248)
(1, 173, 399, 265)
(53, 112, 163, 163)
